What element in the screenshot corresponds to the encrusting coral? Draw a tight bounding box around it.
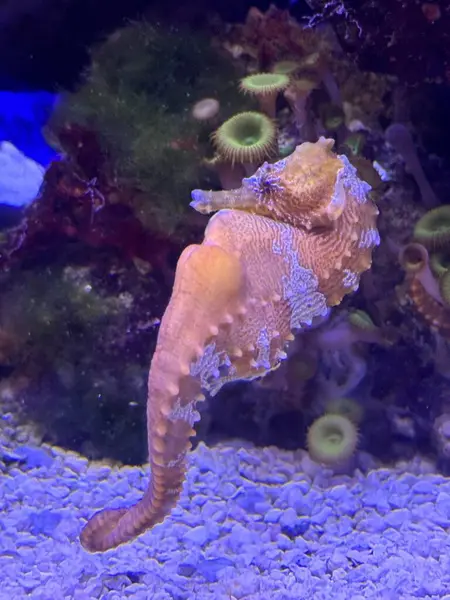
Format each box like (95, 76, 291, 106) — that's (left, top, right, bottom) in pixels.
(80, 137, 379, 552)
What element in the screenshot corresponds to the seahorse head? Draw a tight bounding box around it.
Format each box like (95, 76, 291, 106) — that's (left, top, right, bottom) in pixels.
(244, 137, 372, 232)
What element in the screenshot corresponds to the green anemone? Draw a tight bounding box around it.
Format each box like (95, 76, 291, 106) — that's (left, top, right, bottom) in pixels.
(430, 249, 450, 277)
(413, 206, 450, 249)
(240, 72, 290, 95)
(240, 73, 290, 117)
(307, 414, 358, 465)
(439, 271, 450, 305)
(211, 111, 276, 165)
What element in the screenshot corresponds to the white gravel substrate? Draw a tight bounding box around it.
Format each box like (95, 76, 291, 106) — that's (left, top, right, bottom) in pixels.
(2, 408, 450, 600)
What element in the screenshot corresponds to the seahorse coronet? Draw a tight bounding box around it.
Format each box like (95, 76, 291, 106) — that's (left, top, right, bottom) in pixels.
(80, 138, 379, 552)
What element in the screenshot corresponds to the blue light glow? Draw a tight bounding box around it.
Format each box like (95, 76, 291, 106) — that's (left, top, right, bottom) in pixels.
(0, 91, 58, 166)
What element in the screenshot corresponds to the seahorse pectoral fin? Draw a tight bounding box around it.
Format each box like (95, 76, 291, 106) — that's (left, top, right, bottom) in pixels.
(80, 243, 246, 552)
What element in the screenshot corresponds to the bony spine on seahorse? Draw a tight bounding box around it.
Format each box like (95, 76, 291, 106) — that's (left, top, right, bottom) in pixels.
(80, 137, 379, 552)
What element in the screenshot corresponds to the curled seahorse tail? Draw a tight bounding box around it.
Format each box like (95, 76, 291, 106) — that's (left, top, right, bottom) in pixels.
(80, 508, 128, 552)
(81, 243, 246, 552)
(80, 477, 182, 552)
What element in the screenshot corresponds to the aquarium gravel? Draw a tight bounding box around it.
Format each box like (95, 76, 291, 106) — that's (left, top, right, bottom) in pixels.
(1, 413, 450, 600)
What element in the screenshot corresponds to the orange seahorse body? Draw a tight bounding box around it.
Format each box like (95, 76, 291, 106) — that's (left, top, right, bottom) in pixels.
(80, 137, 379, 552)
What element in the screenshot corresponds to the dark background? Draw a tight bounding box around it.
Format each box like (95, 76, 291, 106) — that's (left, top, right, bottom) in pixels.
(0, 0, 312, 89)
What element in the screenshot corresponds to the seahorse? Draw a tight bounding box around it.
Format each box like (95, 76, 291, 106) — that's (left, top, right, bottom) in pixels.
(80, 137, 379, 551)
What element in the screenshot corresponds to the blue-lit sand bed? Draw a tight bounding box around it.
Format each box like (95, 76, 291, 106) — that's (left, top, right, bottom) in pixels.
(2, 399, 450, 600)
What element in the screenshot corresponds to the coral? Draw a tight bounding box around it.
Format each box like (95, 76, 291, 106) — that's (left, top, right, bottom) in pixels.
(309, 0, 450, 86)
(211, 112, 277, 172)
(307, 413, 358, 465)
(223, 5, 326, 69)
(413, 206, 450, 249)
(340, 71, 393, 132)
(239, 72, 290, 118)
(385, 123, 439, 209)
(80, 137, 379, 552)
(0, 145, 179, 280)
